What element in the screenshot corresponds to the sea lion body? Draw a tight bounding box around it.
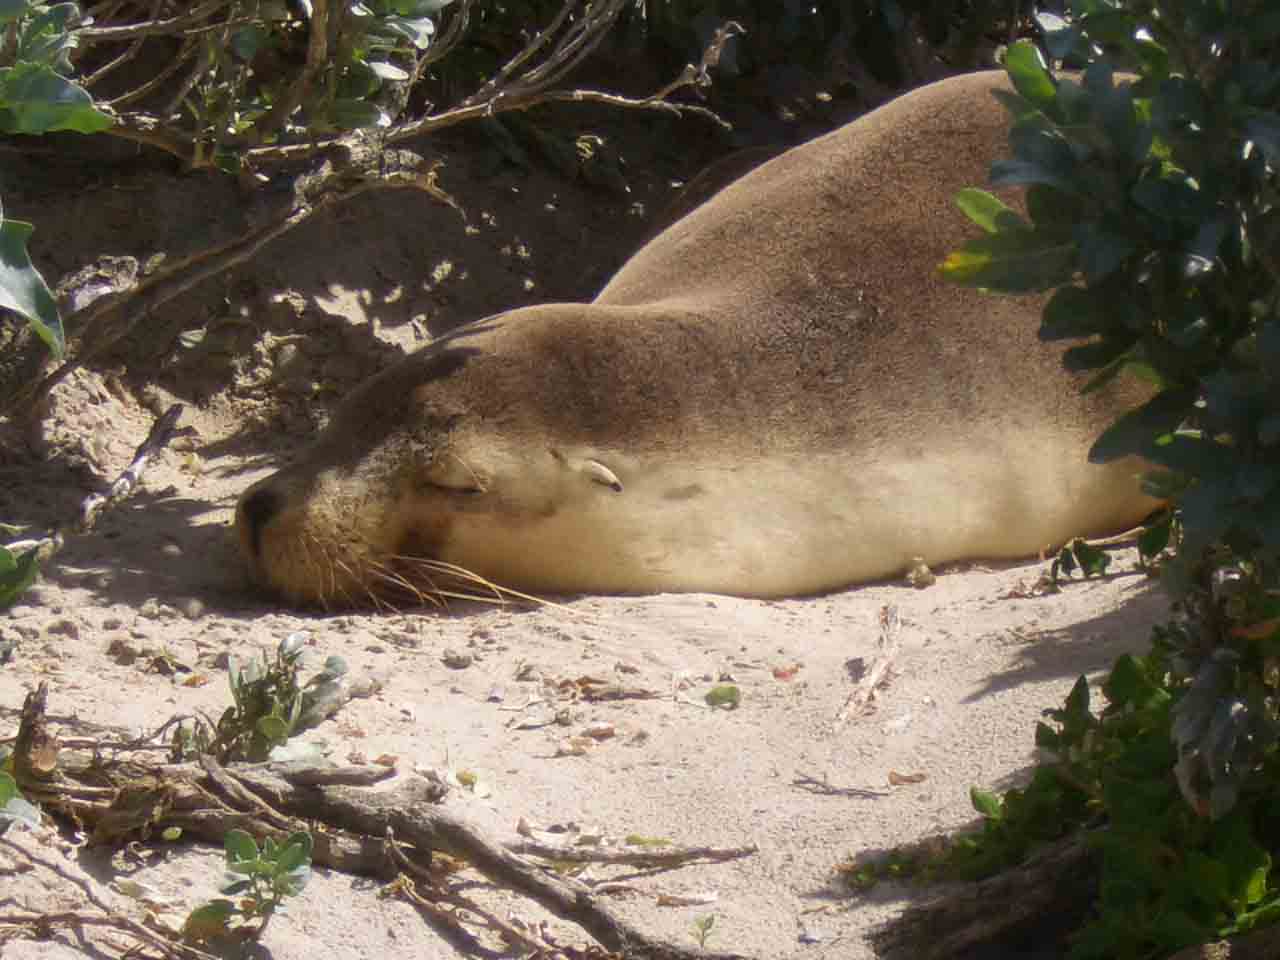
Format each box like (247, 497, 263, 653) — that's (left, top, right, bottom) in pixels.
(237, 70, 1157, 607)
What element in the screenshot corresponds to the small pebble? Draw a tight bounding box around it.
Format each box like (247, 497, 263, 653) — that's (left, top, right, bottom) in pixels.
(45, 618, 80, 640)
(441, 649, 473, 670)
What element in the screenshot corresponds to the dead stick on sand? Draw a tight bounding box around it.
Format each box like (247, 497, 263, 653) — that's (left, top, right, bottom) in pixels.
(834, 604, 902, 728)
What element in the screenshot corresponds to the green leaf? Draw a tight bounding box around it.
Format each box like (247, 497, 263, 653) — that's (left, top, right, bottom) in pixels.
(1034, 721, 1060, 750)
(0, 770, 41, 830)
(1003, 41, 1056, 114)
(275, 864, 311, 896)
(1063, 675, 1091, 722)
(0, 219, 62, 357)
(0, 544, 41, 609)
(18, 3, 80, 68)
(1070, 538, 1111, 577)
(256, 713, 290, 742)
(326, 98, 388, 130)
(705, 685, 740, 709)
(940, 230, 1075, 292)
(182, 900, 236, 943)
(0, 0, 28, 24)
(230, 25, 272, 62)
(274, 831, 313, 874)
(367, 60, 409, 81)
(970, 787, 1003, 821)
(1055, 543, 1077, 577)
(1063, 336, 1133, 374)
(1041, 285, 1109, 340)
(1245, 114, 1280, 165)
(1088, 389, 1197, 463)
(224, 828, 259, 863)
(953, 189, 1028, 234)
(1137, 513, 1172, 559)
(1074, 222, 1135, 284)
(370, 14, 435, 49)
(1144, 433, 1236, 477)
(0, 63, 113, 134)
(1025, 184, 1087, 226)
(989, 157, 1077, 192)
(1009, 120, 1079, 183)
(1213, 812, 1271, 911)
(1131, 176, 1215, 222)
(1103, 654, 1168, 711)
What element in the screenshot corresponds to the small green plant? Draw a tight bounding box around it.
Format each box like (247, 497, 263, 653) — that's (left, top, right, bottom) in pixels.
(704, 684, 741, 709)
(175, 634, 348, 763)
(692, 913, 716, 949)
(0, 540, 41, 611)
(182, 829, 313, 943)
(1050, 536, 1113, 585)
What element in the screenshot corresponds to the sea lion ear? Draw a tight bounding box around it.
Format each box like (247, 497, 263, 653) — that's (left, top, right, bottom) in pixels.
(420, 453, 488, 494)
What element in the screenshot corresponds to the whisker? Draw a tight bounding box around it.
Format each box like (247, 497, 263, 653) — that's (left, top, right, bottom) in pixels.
(369, 565, 444, 609)
(390, 554, 580, 614)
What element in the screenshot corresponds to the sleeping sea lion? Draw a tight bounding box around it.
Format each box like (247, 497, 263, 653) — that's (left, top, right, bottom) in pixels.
(236, 70, 1156, 607)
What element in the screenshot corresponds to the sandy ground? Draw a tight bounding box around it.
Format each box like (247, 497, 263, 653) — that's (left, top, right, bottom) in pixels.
(0, 413, 1166, 959)
(0, 93, 1168, 960)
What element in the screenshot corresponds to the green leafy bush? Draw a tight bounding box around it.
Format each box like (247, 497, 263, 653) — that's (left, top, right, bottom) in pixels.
(867, 0, 1280, 954)
(945, 4, 1280, 819)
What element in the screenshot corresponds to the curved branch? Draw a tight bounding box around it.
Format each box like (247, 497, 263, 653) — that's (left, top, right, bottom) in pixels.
(75, 0, 238, 42)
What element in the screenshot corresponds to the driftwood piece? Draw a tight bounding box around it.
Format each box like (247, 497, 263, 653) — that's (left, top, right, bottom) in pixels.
(870, 836, 1096, 959)
(10, 685, 750, 960)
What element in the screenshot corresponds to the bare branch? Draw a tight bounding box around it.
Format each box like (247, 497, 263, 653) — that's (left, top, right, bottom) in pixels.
(103, 36, 199, 109)
(81, 0, 164, 88)
(76, 0, 238, 43)
(96, 108, 195, 161)
(78, 403, 184, 531)
(460, 0, 585, 107)
(415, 0, 474, 72)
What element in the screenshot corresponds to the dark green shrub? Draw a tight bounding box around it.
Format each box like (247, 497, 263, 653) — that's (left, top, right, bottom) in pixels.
(903, 0, 1280, 953)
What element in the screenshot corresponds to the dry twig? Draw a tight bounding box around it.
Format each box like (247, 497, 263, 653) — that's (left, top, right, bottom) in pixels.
(833, 604, 902, 728)
(8, 686, 752, 960)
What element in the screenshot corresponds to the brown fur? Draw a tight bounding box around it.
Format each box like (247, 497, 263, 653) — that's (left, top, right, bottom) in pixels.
(236, 71, 1157, 608)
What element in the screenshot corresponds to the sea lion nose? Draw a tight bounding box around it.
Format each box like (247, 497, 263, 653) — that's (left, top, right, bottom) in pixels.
(237, 486, 282, 559)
